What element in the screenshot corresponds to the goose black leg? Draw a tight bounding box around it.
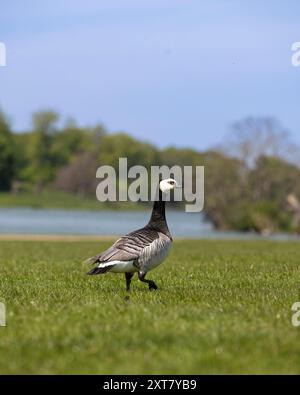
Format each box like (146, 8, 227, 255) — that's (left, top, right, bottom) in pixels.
(125, 272, 134, 291)
(138, 271, 158, 290)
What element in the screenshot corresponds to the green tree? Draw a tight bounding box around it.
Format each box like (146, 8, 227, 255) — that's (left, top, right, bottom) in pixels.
(203, 151, 248, 230)
(51, 121, 106, 167)
(0, 112, 16, 191)
(99, 133, 159, 170)
(26, 111, 59, 189)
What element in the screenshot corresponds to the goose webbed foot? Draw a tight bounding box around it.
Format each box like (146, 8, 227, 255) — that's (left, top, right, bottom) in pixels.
(148, 280, 158, 290)
(138, 271, 158, 291)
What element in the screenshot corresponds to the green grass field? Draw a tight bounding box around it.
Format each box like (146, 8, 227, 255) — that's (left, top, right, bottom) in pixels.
(0, 239, 300, 374)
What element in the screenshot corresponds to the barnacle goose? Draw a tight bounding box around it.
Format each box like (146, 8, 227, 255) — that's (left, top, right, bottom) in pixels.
(85, 178, 181, 291)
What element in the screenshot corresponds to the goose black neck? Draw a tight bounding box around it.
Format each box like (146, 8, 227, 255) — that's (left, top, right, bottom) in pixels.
(147, 188, 171, 238)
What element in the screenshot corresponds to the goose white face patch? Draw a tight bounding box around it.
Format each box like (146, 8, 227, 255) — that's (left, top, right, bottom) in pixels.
(159, 178, 178, 193)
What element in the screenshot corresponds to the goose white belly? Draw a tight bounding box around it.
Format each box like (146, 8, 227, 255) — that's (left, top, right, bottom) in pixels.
(97, 260, 137, 273)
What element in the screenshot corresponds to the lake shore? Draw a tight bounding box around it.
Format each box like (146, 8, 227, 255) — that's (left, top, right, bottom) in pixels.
(0, 191, 146, 211)
(0, 234, 116, 241)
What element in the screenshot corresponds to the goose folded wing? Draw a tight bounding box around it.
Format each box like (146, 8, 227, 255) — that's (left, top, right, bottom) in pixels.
(86, 228, 159, 264)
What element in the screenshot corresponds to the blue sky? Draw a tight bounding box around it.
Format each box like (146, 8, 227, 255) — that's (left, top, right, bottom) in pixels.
(0, 0, 299, 150)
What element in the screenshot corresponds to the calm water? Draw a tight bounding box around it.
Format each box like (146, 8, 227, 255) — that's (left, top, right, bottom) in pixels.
(0, 208, 211, 237)
(0, 208, 299, 240)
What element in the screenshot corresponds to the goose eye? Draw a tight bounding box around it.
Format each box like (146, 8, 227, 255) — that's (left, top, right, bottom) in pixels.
(169, 181, 175, 185)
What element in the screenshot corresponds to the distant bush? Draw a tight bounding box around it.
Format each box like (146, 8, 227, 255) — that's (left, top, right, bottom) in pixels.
(0, 112, 16, 191)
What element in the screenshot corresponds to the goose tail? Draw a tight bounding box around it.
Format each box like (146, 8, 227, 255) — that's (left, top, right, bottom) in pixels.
(87, 265, 114, 275)
(84, 255, 101, 265)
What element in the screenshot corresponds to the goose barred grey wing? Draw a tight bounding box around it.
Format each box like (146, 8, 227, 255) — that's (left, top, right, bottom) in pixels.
(86, 228, 160, 265)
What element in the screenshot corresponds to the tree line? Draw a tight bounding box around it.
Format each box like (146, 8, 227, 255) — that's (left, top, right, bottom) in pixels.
(1, 110, 300, 234)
